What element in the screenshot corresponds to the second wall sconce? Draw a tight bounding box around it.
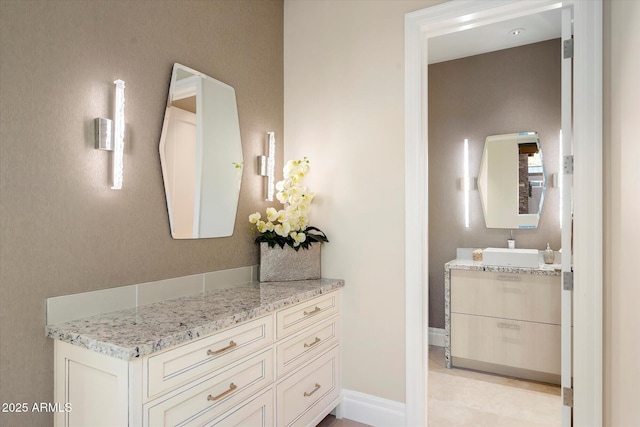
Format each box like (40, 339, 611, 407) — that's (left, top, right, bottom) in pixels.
(95, 79, 126, 190)
(257, 132, 276, 201)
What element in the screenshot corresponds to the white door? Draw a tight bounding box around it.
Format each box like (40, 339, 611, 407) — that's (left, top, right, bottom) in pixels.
(560, 6, 574, 427)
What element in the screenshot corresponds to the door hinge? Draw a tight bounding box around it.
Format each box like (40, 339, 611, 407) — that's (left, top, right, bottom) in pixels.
(564, 39, 574, 59)
(563, 387, 574, 407)
(563, 271, 574, 291)
(563, 155, 574, 174)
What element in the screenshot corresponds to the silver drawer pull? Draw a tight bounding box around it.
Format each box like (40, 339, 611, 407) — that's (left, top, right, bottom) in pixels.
(496, 275, 522, 282)
(207, 383, 237, 401)
(303, 383, 321, 397)
(497, 322, 520, 330)
(207, 340, 237, 356)
(303, 307, 321, 316)
(304, 337, 321, 348)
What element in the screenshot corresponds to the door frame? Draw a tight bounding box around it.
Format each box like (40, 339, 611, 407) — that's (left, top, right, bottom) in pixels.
(404, 1, 603, 425)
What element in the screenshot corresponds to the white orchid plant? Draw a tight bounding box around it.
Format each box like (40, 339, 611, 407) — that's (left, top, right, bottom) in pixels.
(249, 158, 328, 251)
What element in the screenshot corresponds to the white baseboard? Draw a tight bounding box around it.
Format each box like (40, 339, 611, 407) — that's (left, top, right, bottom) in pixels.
(341, 389, 405, 427)
(429, 327, 445, 347)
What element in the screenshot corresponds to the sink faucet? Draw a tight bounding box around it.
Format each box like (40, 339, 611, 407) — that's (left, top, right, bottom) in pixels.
(507, 230, 515, 249)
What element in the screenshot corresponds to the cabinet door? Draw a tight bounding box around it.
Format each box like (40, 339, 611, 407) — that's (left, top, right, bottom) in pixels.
(205, 388, 273, 427)
(145, 315, 273, 400)
(54, 341, 129, 427)
(451, 313, 561, 375)
(276, 346, 340, 427)
(276, 292, 339, 339)
(451, 270, 561, 324)
(276, 316, 339, 379)
(144, 349, 273, 427)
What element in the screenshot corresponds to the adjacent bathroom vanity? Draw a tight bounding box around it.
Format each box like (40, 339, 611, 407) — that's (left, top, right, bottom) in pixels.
(445, 259, 561, 384)
(46, 279, 343, 427)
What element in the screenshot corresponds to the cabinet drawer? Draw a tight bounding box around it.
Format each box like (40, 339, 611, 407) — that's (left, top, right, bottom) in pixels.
(144, 349, 274, 427)
(276, 346, 340, 427)
(451, 270, 561, 324)
(276, 292, 339, 339)
(205, 387, 273, 427)
(276, 316, 339, 378)
(451, 313, 560, 375)
(145, 315, 273, 400)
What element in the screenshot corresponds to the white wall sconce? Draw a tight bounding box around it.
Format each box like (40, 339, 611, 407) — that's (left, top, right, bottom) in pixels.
(257, 132, 276, 201)
(461, 138, 477, 228)
(95, 79, 126, 190)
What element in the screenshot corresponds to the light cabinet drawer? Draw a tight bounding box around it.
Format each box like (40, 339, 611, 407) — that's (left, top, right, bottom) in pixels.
(276, 346, 340, 427)
(451, 313, 560, 375)
(276, 316, 339, 378)
(451, 270, 561, 324)
(145, 315, 273, 400)
(144, 349, 274, 427)
(276, 292, 339, 339)
(205, 387, 273, 427)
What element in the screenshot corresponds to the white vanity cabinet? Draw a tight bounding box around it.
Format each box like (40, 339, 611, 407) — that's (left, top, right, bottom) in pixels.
(53, 290, 342, 427)
(447, 267, 561, 384)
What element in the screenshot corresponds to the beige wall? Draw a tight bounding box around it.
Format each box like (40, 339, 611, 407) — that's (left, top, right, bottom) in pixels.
(428, 40, 561, 329)
(0, 1, 283, 426)
(604, 0, 640, 425)
(284, 0, 444, 403)
(285, 0, 640, 424)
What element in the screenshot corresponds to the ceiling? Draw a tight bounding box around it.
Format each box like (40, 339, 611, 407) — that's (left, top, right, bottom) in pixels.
(428, 8, 562, 64)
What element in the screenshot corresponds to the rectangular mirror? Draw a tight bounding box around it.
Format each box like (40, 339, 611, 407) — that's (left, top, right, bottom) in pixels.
(477, 132, 546, 229)
(159, 64, 243, 238)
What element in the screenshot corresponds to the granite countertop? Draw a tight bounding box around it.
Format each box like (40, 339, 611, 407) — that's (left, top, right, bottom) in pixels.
(46, 278, 344, 361)
(445, 259, 561, 275)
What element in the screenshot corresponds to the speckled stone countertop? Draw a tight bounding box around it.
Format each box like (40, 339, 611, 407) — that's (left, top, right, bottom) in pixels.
(46, 278, 344, 361)
(445, 258, 561, 275)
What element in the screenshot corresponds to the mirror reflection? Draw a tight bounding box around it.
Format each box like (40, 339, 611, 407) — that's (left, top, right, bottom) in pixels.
(159, 64, 243, 239)
(477, 132, 546, 229)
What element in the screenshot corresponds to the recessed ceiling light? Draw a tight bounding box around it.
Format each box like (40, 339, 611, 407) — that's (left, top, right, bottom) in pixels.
(509, 28, 526, 36)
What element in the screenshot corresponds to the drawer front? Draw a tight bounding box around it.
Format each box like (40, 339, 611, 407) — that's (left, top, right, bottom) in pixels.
(276, 346, 340, 427)
(451, 313, 560, 375)
(451, 270, 561, 324)
(205, 388, 273, 427)
(276, 316, 339, 378)
(144, 349, 274, 427)
(276, 292, 339, 339)
(145, 315, 273, 400)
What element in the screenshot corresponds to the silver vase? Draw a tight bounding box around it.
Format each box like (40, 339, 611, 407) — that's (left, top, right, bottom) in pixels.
(259, 242, 321, 282)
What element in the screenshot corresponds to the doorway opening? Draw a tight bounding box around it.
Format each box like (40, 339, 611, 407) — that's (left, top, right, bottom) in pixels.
(404, 1, 603, 426)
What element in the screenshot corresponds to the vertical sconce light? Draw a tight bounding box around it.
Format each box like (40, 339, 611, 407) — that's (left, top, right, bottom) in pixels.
(95, 79, 126, 190)
(257, 132, 276, 201)
(463, 138, 470, 228)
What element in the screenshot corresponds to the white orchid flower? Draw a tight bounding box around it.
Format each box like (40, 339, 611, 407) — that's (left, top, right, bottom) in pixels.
(249, 212, 261, 224)
(266, 207, 278, 222)
(290, 231, 307, 246)
(274, 222, 291, 237)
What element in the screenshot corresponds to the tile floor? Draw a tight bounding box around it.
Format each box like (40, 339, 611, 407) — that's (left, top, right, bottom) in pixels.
(318, 346, 561, 427)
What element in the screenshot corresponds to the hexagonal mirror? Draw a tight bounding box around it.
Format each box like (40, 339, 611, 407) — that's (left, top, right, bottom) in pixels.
(159, 63, 243, 238)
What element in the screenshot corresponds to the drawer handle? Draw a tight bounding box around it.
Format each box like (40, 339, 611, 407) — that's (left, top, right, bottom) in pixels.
(304, 307, 321, 316)
(497, 322, 520, 330)
(207, 340, 237, 356)
(497, 275, 522, 282)
(207, 383, 237, 402)
(304, 383, 321, 397)
(304, 337, 321, 348)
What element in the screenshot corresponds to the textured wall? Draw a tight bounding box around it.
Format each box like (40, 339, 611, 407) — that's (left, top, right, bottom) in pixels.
(428, 39, 562, 329)
(0, 1, 283, 425)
